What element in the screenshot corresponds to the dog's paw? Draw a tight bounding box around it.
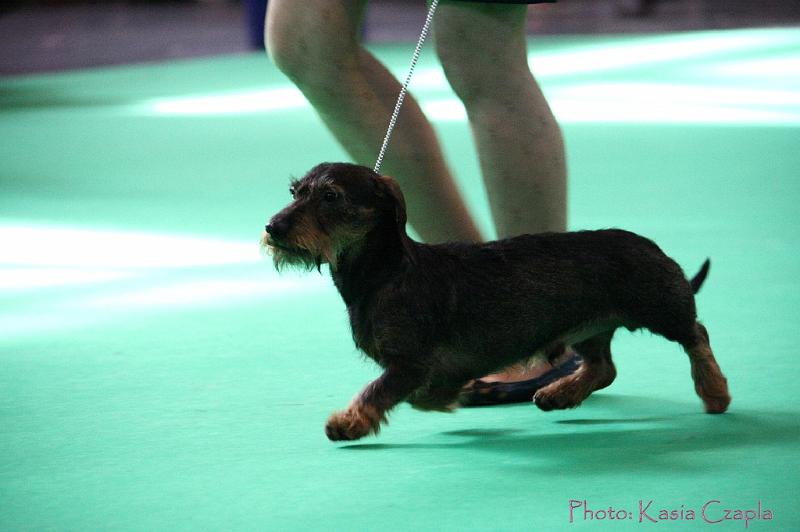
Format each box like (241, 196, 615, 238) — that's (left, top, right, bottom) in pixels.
(533, 379, 586, 411)
(696, 384, 731, 414)
(325, 404, 383, 441)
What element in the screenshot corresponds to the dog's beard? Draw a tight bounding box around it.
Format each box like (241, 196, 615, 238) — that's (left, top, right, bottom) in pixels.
(271, 246, 322, 272)
(261, 232, 323, 272)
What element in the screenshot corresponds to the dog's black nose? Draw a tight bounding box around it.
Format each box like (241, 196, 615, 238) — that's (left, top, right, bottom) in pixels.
(265, 220, 289, 240)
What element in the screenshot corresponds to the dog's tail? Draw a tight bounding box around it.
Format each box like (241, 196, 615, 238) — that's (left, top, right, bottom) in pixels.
(689, 259, 711, 294)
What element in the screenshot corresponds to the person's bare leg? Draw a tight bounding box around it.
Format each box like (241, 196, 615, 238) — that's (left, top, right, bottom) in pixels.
(266, 0, 481, 243)
(436, 2, 566, 238)
(437, 3, 568, 386)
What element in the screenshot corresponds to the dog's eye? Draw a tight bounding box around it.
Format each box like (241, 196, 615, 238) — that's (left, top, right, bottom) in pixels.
(323, 190, 338, 203)
(289, 186, 296, 198)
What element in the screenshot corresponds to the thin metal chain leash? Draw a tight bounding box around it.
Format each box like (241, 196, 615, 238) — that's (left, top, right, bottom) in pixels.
(373, 0, 439, 174)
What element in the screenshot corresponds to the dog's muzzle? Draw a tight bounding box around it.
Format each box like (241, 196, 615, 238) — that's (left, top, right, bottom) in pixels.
(265, 220, 289, 241)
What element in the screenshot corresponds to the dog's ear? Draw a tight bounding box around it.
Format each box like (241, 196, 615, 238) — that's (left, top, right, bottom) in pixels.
(376, 175, 408, 228)
(376, 175, 416, 260)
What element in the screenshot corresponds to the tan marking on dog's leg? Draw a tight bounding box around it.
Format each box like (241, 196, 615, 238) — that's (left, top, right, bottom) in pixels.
(592, 357, 617, 391)
(325, 400, 386, 441)
(533, 331, 616, 411)
(685, 342, 730, 414)
(533, 359, 613, 411)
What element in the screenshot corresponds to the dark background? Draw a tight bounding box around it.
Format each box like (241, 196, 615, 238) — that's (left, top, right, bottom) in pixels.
(2, 0, 800, 75)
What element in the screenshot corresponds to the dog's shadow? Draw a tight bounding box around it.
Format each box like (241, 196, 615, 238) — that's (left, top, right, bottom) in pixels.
(340, 394, 800, 473)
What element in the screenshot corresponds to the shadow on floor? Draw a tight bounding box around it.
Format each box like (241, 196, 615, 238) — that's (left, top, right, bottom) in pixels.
(340, 394, 799, 475)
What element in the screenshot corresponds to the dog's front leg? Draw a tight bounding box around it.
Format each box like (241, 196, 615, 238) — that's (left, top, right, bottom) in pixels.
(325, 365, 425, 441)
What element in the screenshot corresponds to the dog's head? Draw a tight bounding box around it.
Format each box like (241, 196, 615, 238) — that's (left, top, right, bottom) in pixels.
(262, 162, 411, 271)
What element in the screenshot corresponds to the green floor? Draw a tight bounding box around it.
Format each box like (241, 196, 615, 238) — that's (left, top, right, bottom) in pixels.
(2, 29, 800, 530)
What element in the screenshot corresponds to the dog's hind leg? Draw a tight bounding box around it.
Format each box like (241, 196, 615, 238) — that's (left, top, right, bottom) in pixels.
(409, 368, 477, 412)
(407, 384, 463, 412)
(533, 330, 616, 411)
(683, 322, 730, 414)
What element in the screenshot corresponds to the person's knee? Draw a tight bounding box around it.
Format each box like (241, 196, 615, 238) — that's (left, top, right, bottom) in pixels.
(265, 14, 311, 81)
(265, 4, 360, 85)
(437, 41, 497, 105)
(435, 4, 528, 106)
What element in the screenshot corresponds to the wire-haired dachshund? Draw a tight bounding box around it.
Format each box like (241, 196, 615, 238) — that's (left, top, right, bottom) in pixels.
(263, 162, 730, 441)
